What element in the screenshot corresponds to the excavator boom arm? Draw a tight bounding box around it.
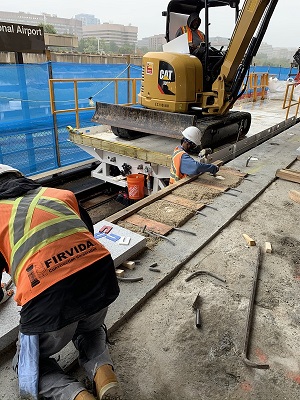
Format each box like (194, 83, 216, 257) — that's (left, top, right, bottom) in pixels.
(212, 0, 278, 113)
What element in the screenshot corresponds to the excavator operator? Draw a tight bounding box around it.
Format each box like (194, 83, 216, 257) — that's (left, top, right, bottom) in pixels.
(175, 12, 205, 56)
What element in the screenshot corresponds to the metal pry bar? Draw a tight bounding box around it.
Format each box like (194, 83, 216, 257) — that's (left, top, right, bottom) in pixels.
(185, 270, 226, 283)
(242, 246, 270, 369)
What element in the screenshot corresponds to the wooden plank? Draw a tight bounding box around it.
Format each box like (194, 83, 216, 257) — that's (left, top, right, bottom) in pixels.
(276, 169, 300, 184)
(289, 190, 300, 204)
(70, 131, 173, 168)
(123, 214, 173, 235)
(164, 194, 205, 211)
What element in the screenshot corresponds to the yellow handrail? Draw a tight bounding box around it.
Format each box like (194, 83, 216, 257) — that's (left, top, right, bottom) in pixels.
(283, 82, 300, 119)
(246, 72, 269, 101)
(48, 77, 142, 128)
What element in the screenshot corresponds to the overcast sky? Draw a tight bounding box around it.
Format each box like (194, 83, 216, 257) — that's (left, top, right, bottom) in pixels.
(1, 0, 298, 48)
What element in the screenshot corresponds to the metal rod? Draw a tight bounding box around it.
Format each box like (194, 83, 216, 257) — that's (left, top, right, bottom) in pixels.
(242, 246, 270, 369)
(185, 270, 226, 283)
(195, 212, 207, 216)
(228, 188, 242, 193)
(205, 205, 218, 210)
(173, 227, 197, 236)
(142, 225, 176, 246)
(223, 191, 238, 197)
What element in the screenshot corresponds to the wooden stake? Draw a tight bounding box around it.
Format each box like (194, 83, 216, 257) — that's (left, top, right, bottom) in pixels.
(265, 242, 272, 253)
(243, 234, 256, 246)
(115, 269, 125, 277)
(289, 190, 300, 204)
(122, 261, 136, 270)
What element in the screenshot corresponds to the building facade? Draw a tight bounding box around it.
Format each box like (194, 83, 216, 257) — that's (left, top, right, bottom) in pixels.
(0, 10, 82, 37)
(82, 23, 138, 46)
(75, 14, 100, 26)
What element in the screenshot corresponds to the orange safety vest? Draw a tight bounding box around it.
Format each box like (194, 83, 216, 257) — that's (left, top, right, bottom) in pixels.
(0, 187, 110, 306)
(169, 146, 187, 184)
(181, 26, 205, 44)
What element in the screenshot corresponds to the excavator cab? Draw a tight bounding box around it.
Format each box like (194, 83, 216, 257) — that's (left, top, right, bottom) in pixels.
(165, 1, 240, 43)
(164, 0, 240, 89)
(138, 0, 241, 113)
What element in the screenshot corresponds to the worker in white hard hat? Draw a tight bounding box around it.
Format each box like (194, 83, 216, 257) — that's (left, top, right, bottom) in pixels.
(169, 126, 219, 184)
(0, 164, 123, 400)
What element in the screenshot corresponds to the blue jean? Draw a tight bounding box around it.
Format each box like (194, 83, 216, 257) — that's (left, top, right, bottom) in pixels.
(14, 307, 113, 400)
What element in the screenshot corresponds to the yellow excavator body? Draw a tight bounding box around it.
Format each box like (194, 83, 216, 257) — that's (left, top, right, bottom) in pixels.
(138, 52, 203, 113)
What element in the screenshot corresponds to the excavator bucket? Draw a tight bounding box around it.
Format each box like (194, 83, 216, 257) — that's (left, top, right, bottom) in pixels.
(92, 102, 197, 139)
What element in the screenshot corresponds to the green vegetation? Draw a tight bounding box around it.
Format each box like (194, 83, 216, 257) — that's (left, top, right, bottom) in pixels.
(78, 38, 137, 55)
(38, 23, 57, 34)
(253, 53, 292, 68)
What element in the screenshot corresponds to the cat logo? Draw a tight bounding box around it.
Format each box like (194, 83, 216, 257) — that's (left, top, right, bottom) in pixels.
(158, 61, 175, 96)
(159, 69, 173, 81)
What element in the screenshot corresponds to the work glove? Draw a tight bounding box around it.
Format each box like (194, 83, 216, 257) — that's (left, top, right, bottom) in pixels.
(210, 165, 219, 175)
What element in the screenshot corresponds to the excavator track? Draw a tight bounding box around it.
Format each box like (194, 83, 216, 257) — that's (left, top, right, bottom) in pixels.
(195, 111, 251, 148)
(92, 102, 251, 148)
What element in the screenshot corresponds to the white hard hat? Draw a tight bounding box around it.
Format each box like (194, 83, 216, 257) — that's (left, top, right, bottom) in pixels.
(0, 164, 23, 177)
(182, 126, 203, 146)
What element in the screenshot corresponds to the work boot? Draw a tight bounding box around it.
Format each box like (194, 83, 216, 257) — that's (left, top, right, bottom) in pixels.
(94, 364, 123, 400)
(74, 390, 97, 399)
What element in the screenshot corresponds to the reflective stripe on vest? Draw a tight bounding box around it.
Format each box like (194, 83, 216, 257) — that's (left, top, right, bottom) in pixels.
(6, 188, 89, 284)
(170, 147, 186, 184)
(181, 26, 205, 44)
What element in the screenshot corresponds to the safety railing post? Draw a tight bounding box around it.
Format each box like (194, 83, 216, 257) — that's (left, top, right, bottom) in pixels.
(126, 55, 131, 104)
(48, 63, 61, 167)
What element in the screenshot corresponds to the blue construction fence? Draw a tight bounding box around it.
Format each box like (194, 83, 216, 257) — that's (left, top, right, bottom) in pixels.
(0, 62, 297, 176)
(0, 62, 142, 176)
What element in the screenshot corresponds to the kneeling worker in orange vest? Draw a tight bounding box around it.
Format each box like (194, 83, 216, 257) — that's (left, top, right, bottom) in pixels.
(169, 126, 219, 184)
(0, 164, 123, 400)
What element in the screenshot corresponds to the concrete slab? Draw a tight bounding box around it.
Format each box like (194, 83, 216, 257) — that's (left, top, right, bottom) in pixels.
(93, 220, 146, 267)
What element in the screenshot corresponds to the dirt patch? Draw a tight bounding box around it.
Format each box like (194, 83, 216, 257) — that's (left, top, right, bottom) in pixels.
(270, 235, 300, 278)
(196, 167, 245, 188)
(117, 220, 162, 250)
(137, 199, 194, 227)
(172, 182, 222, 203)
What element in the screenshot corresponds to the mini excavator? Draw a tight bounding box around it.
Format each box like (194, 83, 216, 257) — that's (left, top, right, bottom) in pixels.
(92, 0, 279, 148)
